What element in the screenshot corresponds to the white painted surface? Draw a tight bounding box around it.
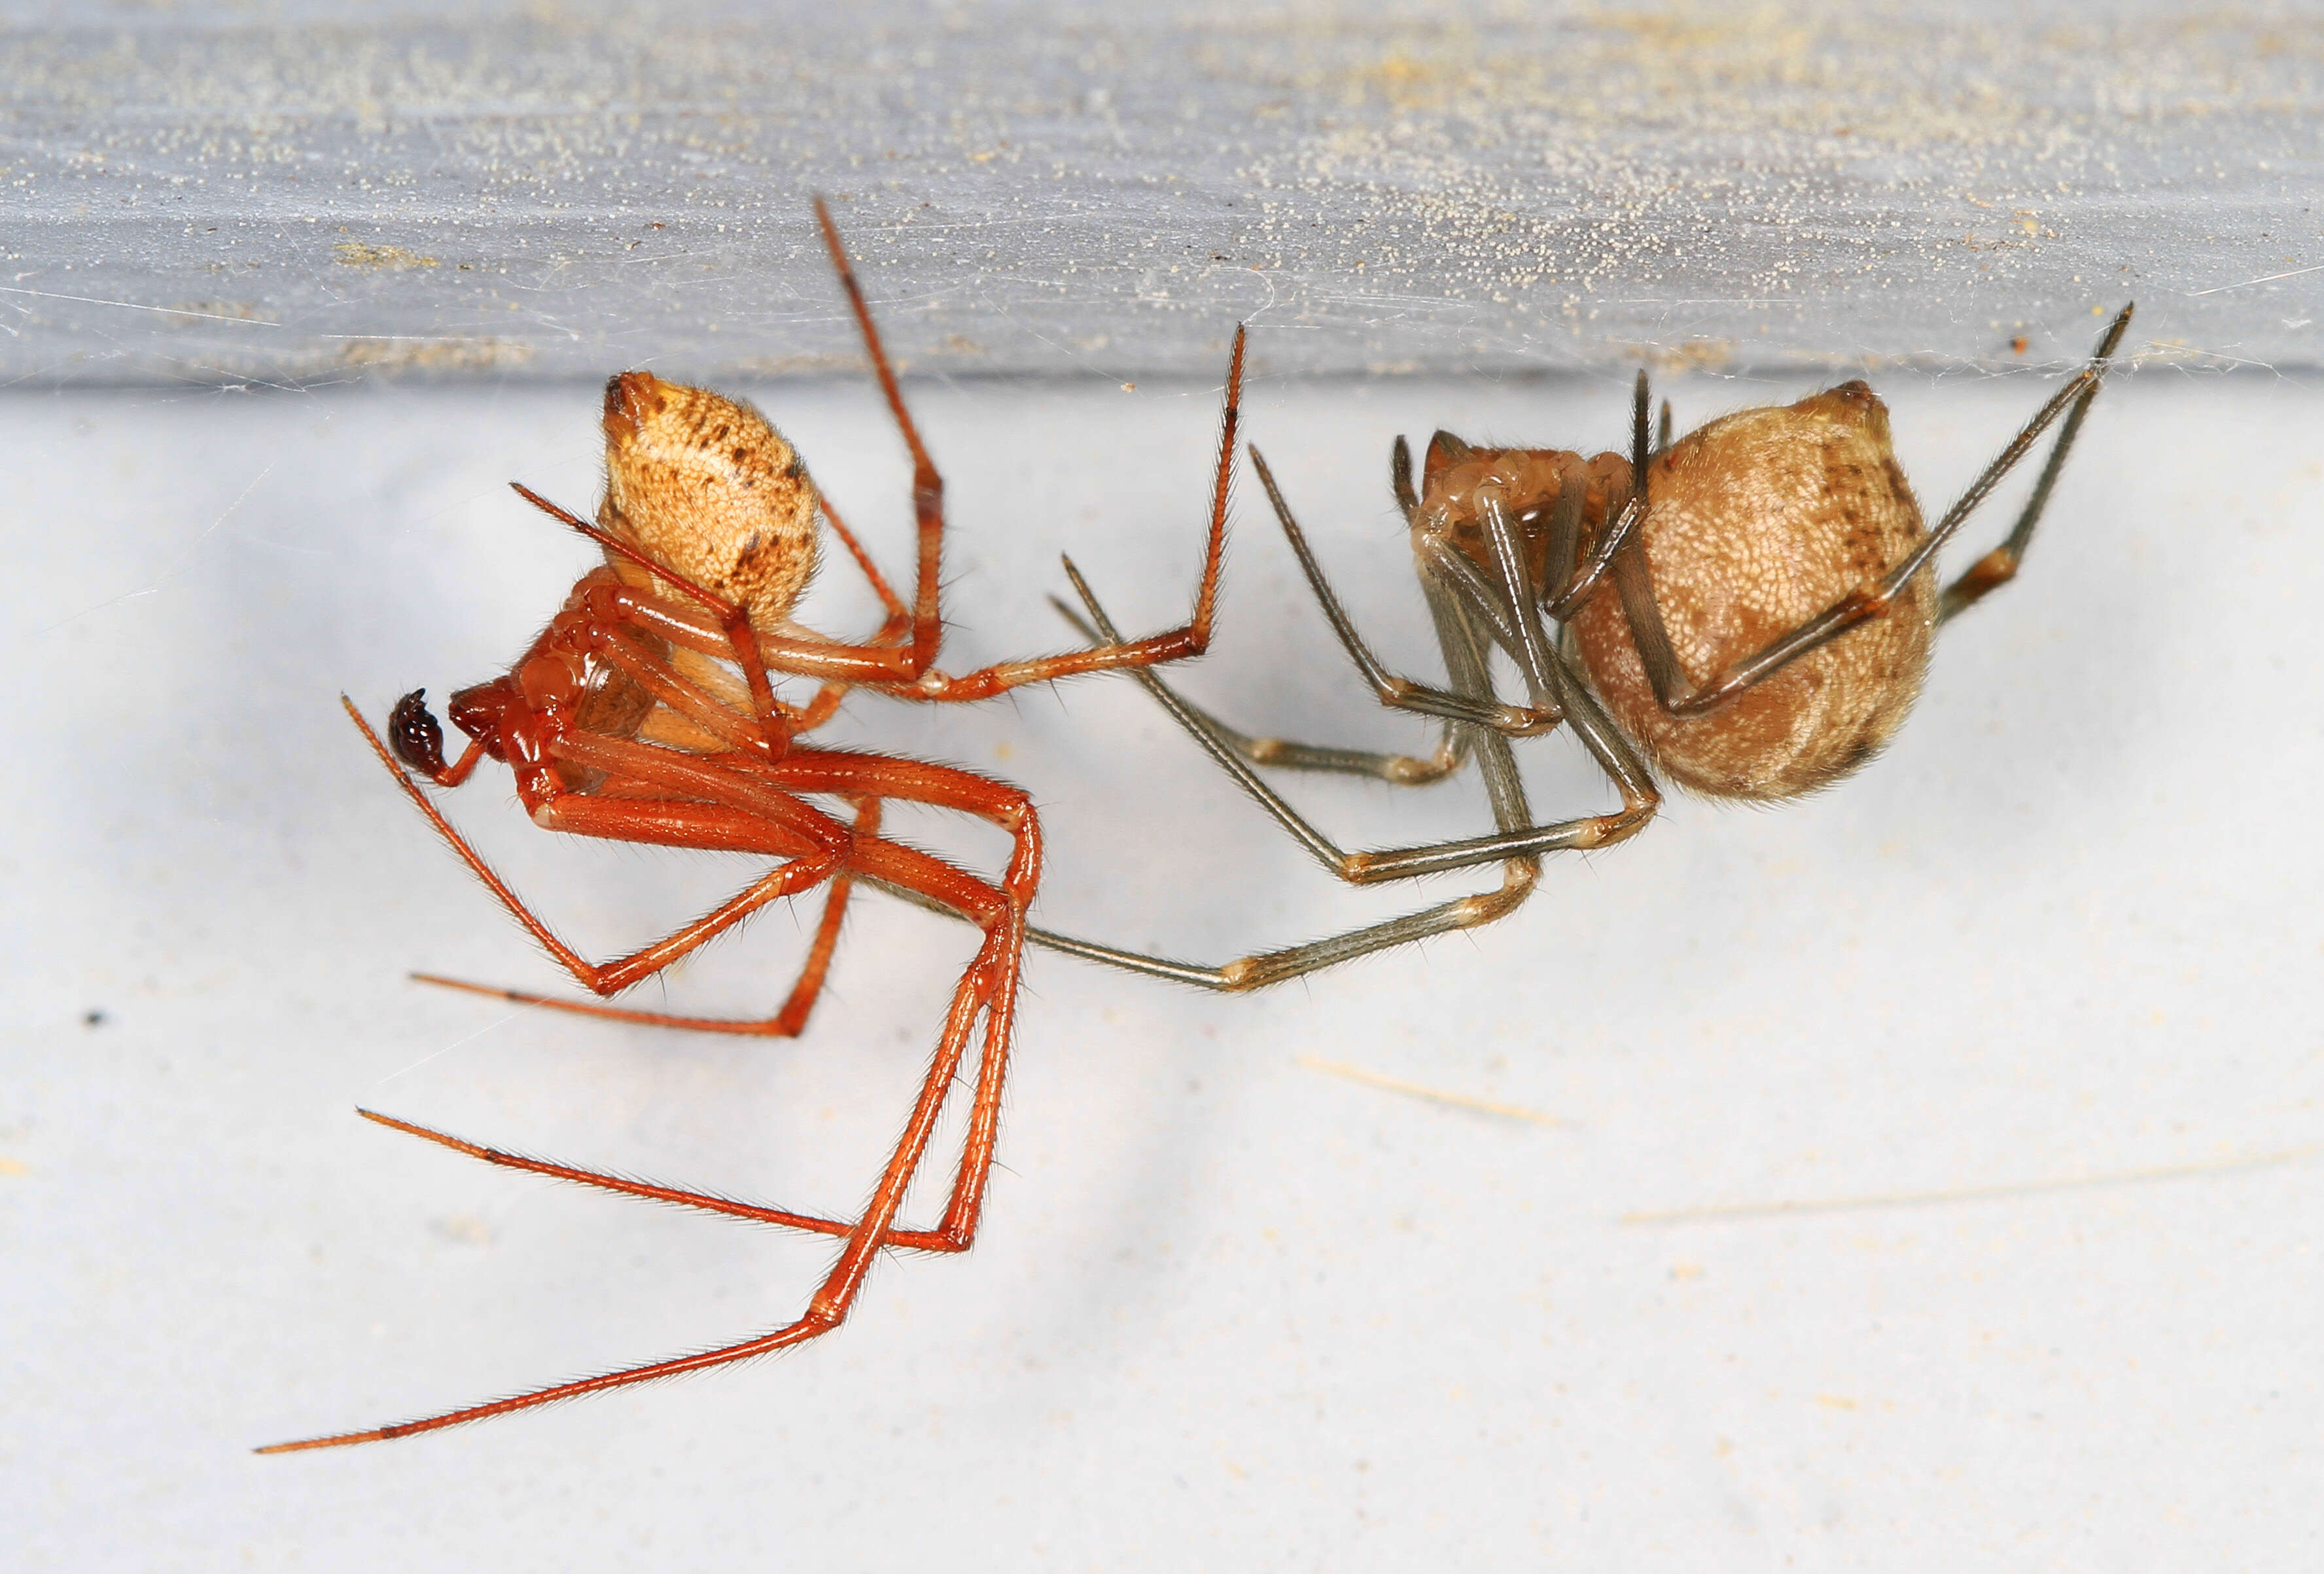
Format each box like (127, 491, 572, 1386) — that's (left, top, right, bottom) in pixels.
(5, 352, 2319, 1567)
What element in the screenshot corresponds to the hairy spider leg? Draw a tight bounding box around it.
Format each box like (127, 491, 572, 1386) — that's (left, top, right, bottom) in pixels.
(412, 799, 884, 1037)
(265, 746, 1040, 1452)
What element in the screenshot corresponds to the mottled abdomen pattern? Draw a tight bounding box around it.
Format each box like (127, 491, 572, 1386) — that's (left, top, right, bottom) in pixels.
(597, 370, 822, 632)
(1569, 383, 1937, 800)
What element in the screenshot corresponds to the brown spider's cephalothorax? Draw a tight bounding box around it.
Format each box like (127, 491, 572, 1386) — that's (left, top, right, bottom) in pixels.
(599, 370, 822, 633)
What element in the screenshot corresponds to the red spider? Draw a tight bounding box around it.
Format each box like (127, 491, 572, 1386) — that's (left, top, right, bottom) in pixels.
(262, 199, 1239, 1452)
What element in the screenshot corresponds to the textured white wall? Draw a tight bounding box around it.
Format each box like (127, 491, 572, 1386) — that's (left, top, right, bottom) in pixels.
(4, 0, 2319, 384)
(10, 364, 2324, 1572)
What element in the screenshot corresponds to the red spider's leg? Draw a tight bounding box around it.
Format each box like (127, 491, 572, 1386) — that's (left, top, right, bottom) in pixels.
(258, 895, 1011, 1453)
(415, 799, 884, 1037)
(921, 909, 1021, 1246)
(890, 324, 1243, 703)
(381, 810, 1017, 1254)
(584, 623, 770, 755)
(783, 495, 916, 736)
(348, 701, 850, 998)
(345, 1104, 960, 1252)
(814, 194, 945, 678)
(766, 749, 1041, 1245)
(821, 493, 910, 627)
(419, 754, 1040, 1248)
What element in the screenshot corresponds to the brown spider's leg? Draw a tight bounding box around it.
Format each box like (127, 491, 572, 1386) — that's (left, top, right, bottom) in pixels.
(1245, 447, 1559, 736)
(258, 915, 1014, 1453)
(862, 325, 1246, 704)
(1004, 567, 1660, 993)
(1390, 440, 1570, 723)
(1939, 305, 2135, 621)
(1019, 871, 1538, 993)
(1623, 304, 2136, 718)
(1530, 455, 1594, 618)
(1390, 431, 1421, 518)
(413, 800, 885, 1037)
(1543, 373, 1653, 622)
(1049, 595, 1468, 786)
(1473, 483, 1570, 720)
(1593, 365, 1699, 716)
(1083, 564, 1651, 875)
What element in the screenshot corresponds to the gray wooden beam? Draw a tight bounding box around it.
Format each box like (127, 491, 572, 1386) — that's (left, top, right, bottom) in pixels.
(3, 0, 2318, 384)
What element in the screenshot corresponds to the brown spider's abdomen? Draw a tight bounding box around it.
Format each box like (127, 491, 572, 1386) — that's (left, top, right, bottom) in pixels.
(598, 372, 822, 632)
(1570, 383, 1938, 801)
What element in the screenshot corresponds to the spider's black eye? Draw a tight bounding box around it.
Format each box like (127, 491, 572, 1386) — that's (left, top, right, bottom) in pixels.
(387, 689, 449, 775)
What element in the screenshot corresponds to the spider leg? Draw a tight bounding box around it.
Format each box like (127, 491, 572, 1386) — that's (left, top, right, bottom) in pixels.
(754, 748, 1039, 1254)
(1244, 446, 1558, 736)
(694, 206, 1232, 697)
(1542, 373, 1653, 623)
(258, 916, 1020, 1453)
(874, 326, 1246, 704)
(1938, 304, 2135, 620)
(347, 700, 851, 1002)
(783, 495, 917, 734)
(819, 492, 911, 627)
(264, 756, 1040, 1452)
(413, 799, 885, 1038)
(1048, 593, 1470, 786)
(351, 1104, 962, 1250)
(1006, 563, 1655, 993)
(810, 193, 946, 680)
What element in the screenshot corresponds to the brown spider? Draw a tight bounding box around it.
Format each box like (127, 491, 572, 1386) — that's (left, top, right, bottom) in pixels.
(1032, 306, 2134, 991)
(260, 199, 1241, 1452)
